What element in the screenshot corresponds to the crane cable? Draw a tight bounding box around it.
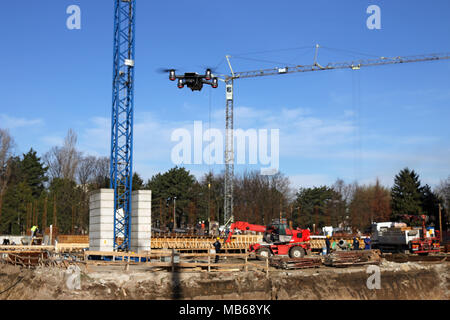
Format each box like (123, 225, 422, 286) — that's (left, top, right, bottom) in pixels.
(230, 45, 316, 68)
(208, 87, 213, 224)
(230, 45, 313, 57)
(321, 46, 380, 59)
(352, 69, 363, 182)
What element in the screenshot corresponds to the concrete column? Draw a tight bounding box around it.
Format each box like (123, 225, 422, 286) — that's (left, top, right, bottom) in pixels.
(89, 189, 114, 252)
(130, 190, 152, 253)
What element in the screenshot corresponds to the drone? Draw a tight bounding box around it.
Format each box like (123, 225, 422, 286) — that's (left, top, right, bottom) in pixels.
(160, 68, 219, 91)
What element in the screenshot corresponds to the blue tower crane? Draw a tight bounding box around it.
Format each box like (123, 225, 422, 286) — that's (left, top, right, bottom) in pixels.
(110, 0, 136, 251)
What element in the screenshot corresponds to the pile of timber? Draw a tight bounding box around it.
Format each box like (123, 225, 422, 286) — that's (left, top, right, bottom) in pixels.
(57, 235, 89, 244)
(150, 235, 262, 250)
(270, 256, 322, 269)
(323, 249, 381, 267)
(0, 245, 54, 252)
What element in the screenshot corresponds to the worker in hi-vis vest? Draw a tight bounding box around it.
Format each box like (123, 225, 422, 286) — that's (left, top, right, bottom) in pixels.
(30, 225, 38, 239)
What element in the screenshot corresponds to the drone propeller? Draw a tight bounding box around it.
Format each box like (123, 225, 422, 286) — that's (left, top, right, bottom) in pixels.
(156, 68, 177, 74)
(199, 66, 219, 74)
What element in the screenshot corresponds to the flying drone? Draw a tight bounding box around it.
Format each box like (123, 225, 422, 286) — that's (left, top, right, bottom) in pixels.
(159, 68, 219, 91)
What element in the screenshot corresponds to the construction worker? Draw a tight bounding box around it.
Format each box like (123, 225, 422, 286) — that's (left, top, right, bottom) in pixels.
(30, 225, 38, 238)
(325, 235, 331, 255)
(353, 237, 360, 250)
(213, 237, 222, 263)
(364, 236, 371, 250)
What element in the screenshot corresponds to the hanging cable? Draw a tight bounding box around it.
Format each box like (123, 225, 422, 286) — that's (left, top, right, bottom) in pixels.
(208, 86, 212, 170)
(352, 70, 362, 182)
(231, 56, 299, 67)
(213, 57, 226, 73)
(230, 45, 314, 57)
(286, 47, 316, 65)
(321, 46, 380, 59)
(208, 87, 213, 224)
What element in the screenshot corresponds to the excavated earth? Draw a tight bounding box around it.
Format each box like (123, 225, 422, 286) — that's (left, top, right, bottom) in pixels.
(0, 260, 448, 300)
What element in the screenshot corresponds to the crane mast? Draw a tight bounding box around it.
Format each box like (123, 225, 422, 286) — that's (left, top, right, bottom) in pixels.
(221, 49, 450, 224)
(224, 79, 234, 226)
(110, 0, 136, 251)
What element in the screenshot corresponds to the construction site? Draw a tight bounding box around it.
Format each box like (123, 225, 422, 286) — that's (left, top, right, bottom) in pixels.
(1, 1, 450, 305)
(0, 212, 449, 300)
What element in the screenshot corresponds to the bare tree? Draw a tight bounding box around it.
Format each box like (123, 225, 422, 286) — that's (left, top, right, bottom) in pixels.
(92, 156, 110, 188)
(43, 146, 63, 180)
(233, 170, 291, 225)
(349, 180, 391, 232)
(44, 129, 81, 182)
(61, 129, 80, 181)
(435, 176, 450, 231)
(77, 155, 97, 188)
(435, 176, 450, 210)
(0, 129, 15, 220)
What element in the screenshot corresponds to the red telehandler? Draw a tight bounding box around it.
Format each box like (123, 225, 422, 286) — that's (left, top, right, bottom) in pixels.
(225, 219, 311, 260)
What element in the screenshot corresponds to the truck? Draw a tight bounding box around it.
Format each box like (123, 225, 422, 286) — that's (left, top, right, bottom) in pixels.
(225, 219, 311, 260)
(371, 215, 440, 255)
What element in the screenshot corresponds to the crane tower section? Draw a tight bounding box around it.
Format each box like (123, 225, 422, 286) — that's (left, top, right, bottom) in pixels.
(110, 0, 136, 251)
(224, 80, 234, 225)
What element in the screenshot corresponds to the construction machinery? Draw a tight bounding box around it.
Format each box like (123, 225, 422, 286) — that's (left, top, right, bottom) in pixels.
(371, 215, 440, 255)
(225, 219, 311, 260)
(217, 49, 450, 226)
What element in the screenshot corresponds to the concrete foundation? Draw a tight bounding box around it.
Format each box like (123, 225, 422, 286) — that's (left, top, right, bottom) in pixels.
(130, 190, 152, 253)
(89, 189, 114, 252)
(88, 188, 152, 253)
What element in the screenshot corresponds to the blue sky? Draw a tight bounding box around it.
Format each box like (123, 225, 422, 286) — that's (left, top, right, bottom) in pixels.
(1, 0, 449, 190)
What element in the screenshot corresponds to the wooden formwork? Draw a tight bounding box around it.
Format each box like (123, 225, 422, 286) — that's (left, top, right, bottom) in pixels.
(83, 249, 270, 276)
(150, 235, 263, 250)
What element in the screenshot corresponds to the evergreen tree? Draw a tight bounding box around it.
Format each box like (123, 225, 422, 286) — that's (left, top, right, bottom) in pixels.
(391, 168, 423, 221)
(48, 178, 82, 234)
(19, 148, 48, 197)
(146, 167, 197, 227)
(132, 172, 144, 191)
(294, 186, 337, 230)
(1, 182, 33, 234)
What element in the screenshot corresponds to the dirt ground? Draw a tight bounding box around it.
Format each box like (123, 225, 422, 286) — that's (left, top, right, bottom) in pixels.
(0, 259, 448, 300)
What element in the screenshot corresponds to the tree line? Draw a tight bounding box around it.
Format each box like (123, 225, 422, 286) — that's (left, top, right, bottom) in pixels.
(0, 128, 448, 235)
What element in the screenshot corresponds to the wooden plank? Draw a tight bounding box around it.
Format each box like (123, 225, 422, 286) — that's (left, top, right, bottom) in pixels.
(85, 251, 149, 258)
(0, 245, 54, 251)
(57, 235, 89, 244)
(179, 253, 247, 258)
